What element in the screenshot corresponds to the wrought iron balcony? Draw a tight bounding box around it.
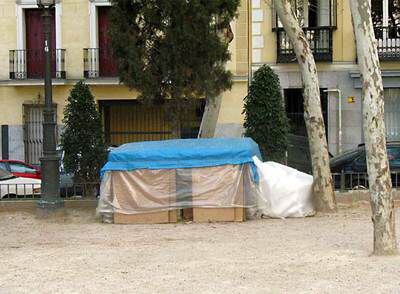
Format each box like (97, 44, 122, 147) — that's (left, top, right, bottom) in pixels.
(9, 49, 66, 80)
(83, 48, 118, 78)
(374, 26, 400, 61)
(276, 27, 334, 63)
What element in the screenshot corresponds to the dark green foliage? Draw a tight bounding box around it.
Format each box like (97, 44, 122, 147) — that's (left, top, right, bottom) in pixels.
(108, 0, 239, 103)
(243, 65, 289, 162)
(61, 81, 107, 183)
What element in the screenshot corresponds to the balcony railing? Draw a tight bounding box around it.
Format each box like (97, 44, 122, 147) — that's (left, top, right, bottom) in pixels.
(9, 49, 66, 80)
(83, 48, 118, 78)
(276, 27, 334, 63)
(374, 26, 400, 61)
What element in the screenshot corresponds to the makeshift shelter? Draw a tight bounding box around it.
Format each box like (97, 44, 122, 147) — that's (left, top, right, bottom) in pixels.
(97, 138, 262, 224)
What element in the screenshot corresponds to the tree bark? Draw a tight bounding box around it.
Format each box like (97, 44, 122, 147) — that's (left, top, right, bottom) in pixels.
(198, 96, 222, 138)
(349, 0, 398, 255)
(273, 0, 336, 212)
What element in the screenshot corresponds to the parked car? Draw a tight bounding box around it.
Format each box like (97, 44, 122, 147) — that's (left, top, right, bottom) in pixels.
(330, 142, 400, 189)
(0, 160, 41, 179)
(0, 167, 41, 199)
(57, 146, 107, 197)
(56, 146, 78, 197)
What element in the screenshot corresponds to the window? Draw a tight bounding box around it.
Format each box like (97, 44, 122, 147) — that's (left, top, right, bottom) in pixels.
(12, 2, 64, 80)
(384, 89, 400, 141)
(25, 8, 56, 79)
(284, 88, 328, 138)
(353, 152, 366, 167)
(373, 1, 400, 59)
(85, 1, 118, 78)
(273, 0, 336, 62)
(353, 148, 400, 167)
(9, 163, 37, 174)
(0, 162, 8, 171)
(372, 0, 400, 28)
(0, 168, 13, 180)
(273, 0, 337, 28)
(372, 0, 384, 27)
(387, 147, 400, 164)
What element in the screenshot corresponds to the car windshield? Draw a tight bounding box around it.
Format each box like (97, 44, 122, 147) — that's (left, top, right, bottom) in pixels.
(330, 148, 362, 164)
(0, 167, 13, 180)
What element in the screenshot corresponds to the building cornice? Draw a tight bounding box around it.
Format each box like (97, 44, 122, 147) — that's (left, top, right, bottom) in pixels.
(349, 70, 400, 89)
(0, 75, 249, 87)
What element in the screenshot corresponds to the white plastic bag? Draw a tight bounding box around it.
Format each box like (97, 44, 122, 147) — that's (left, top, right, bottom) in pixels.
(253, 156, 315, 218)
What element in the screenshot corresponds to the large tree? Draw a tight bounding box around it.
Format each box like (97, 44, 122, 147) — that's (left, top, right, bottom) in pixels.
(272, 0, 336, 212)
(350, 0, 398, 255)
(109, 0, 240, 137)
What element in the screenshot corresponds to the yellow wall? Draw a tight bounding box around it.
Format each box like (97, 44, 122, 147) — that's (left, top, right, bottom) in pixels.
(258, 0, 361, 64)
(62, 0, 90, 79)
(217, 0, 249, 125)
(235, 0, 250, 75)
(0, 0, 91, 80)
(259, 0, 277, 64)
(218, 80, 248, 125)
(0, 0, 249, 129)
(0, 2, 17, 80)
(256, 0, 400, 70)
(332, 0, 356, 62)
(0, 85, 139, 125)
(0, 0, 248, 79)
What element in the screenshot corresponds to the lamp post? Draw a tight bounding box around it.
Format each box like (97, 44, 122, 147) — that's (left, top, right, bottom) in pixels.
(37, 0, 63, 210)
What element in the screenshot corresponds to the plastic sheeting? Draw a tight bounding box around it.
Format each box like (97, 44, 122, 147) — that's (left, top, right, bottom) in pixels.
(253, 157, 315, 218)
(100, 138, 262, 178)
(97, 164, 260, 217)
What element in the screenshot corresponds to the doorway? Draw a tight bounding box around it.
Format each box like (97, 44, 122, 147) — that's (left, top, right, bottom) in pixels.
(284, 88, 328, 173)
(25, 8, 56, 78)
(99, 100, 205, 146)
(97, 6, 118, 77)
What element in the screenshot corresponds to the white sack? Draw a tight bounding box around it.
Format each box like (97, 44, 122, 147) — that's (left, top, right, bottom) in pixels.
(253, 156, 315, 218)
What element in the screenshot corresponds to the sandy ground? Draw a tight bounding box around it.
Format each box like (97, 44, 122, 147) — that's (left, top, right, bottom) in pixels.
(0, 204, 400, 294)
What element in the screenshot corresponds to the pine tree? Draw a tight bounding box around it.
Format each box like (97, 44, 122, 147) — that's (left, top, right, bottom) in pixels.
(108, 0, 240, 134)
(243, 65, 289, 162)
(61, 81, 107, 186)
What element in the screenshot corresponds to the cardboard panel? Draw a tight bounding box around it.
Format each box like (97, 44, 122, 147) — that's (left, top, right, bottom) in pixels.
(193, 207, 245, 222)
(114, 210, 178, 224)
(191, 165, 245, 222)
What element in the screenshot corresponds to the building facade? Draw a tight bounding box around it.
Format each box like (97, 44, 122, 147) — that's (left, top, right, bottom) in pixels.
(0, 0, 250, 164)
(2, 0, 398, 168)
(252, 0, 400, 157)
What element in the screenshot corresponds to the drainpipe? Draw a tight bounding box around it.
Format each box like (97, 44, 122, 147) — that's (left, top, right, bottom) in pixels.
(324, 89, 342, 154)
(247, 0, 252, 89)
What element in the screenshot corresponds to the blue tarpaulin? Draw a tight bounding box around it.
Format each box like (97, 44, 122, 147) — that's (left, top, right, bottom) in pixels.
(101, 138, 261, 179)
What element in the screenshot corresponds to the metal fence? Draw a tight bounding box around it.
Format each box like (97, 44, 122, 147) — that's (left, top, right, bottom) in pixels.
(9, 49, 66, 79)
(374, 26, 400, 61)
(276, 27, 334, 63)
(332, 172, 400, 191)
(0, 182, 100, 201)
(3, 172, 400, 200)
(83, 48, 118, 78)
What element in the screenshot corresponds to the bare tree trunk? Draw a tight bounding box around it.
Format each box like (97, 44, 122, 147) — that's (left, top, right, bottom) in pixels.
(273, 0, 336, 212)
(350, 0, 397, 255)
(198, 96, 222, 138)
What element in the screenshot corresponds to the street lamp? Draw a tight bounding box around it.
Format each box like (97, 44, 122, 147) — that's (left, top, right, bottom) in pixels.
(37, 0, 63, 210)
